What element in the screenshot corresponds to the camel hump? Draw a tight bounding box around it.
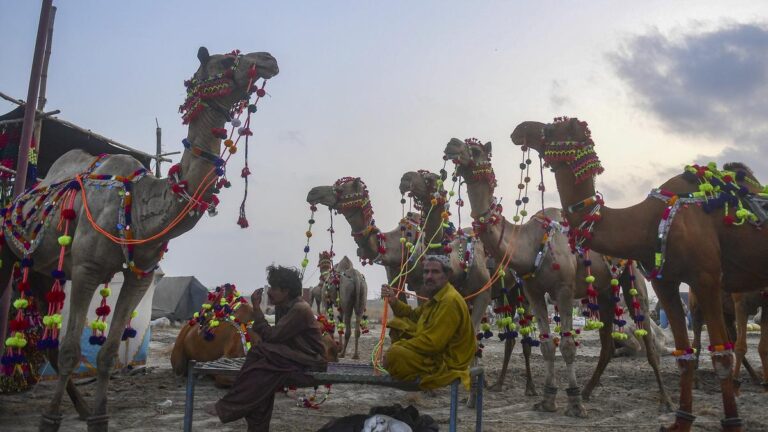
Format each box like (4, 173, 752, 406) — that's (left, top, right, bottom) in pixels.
(534, 207, 564, 222)
(40, 149, 146, 187)
(335, 256, 354, 272)
(723, 162, 761, 184)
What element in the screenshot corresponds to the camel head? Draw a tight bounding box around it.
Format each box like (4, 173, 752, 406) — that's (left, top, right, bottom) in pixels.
(308, 177, 372, 219)
(318, 250, 335, 273)
(511, 117, 602, 183)
(399, 170, 444, 211)
(442, 138, 496, 188)
(181, 47, 279, 124)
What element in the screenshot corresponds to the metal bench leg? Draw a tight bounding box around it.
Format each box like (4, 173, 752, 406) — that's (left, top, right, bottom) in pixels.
(475, 371, 483, 432)
(184, 361, 197, 432)
(449, 380, 458, 432)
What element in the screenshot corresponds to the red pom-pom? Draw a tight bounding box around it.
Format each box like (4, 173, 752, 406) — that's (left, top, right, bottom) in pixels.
(256, 88, 266, 97)
(17, 281, 30, 293)
(96, 305, 111, 316)
(62, 209, 76, 220)
(237, 216, 249, 228)
(723, 215, 736, 226)
(211, 128, 228, 139)
(241, 167, 251, 178)
(552, 262, 560, 270)
(209, 195, 220, 206)
(168, 164, 181, 177)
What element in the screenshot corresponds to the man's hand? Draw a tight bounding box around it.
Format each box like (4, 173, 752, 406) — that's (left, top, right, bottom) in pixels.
(250, 288, 264, 308)
(380, 285, 398, 307)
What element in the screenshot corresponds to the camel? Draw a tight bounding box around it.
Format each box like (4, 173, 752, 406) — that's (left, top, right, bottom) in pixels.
(170, 284, 259, 386)
(306, 177, 494, 344)
(0, 47, 278, 432)
(443, 138, 671, 416)
(310, 281, 324, 315)
(315, 252, 368, 359)
(511, 117, 768, 432)
(399, 170, 537, 394)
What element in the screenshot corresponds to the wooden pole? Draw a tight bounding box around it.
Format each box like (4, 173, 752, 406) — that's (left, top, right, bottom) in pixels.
(0, 0, 54, 350)
(155, 118, 162, 176)
(34, 5, 56, 157)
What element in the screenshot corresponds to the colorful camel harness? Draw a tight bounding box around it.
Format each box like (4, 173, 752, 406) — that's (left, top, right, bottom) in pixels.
(189, 285, 253, 353)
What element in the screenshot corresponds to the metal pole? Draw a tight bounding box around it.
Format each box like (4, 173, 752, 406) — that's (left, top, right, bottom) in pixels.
(155, 118, 162, 177)
(0, 0, 54, 350)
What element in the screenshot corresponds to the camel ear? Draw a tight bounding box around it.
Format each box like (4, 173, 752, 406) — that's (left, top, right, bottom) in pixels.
(197, 47, 210, 65)
(484, 141, 492, 155)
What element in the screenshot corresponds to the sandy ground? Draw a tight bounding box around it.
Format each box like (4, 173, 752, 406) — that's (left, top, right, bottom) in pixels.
(1, 323, 766, 432)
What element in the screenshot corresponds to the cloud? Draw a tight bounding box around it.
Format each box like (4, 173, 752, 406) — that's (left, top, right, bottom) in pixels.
(610, 23, 768, 177)
(549, 80, 570, 110)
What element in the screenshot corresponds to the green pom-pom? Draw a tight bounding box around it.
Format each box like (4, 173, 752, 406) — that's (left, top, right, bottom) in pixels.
(100, 287, 111, 297)
(301, 258, 309, 268)
(629, 288, 638, 296)
(634, 329, 648, 338)
(131, 310, 139, 318)
(736, 209, 748, 219)
(58, 235, 73, 246)
(610, 278, 619, 286)
(516, 307, 525, 314)
(209, 320, 219, 327)
(448, 190, 455, 197)
(53, 314, 62, 324)
(400, 237, 406, 243)
(202, 304, 212, 310)
(193, 312, 200, 318)
(481, 323, 491, 331)
(520, 210, 528, 217)
(43, 315, 52, 326)
(13, 298, 28, 310)
(498, 269, 506, 277)
(554, 325, 561, 333)
(512, 215, 521, 222)
(585, 275, 595, 283)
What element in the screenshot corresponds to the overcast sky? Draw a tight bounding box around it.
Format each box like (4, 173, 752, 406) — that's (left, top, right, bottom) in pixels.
(1, 1, 767, 297)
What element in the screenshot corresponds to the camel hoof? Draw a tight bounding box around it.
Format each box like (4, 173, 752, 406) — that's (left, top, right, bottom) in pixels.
(352, 354, 359, 360)
(658, 400, 674, 414)
(487, 381, 504, 393)
(86, 414, 109, 432)
(581, 389, 592, 402)
(466, 397, 476, 409)
(533, 400, 557, 413)
(525, 386, 538, 397)
(564, 403, 588, 418)
(39, 413, 63, 432)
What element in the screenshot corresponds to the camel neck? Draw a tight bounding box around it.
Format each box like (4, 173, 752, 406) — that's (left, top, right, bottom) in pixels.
(418, 200, 446, 246)
(553, 168, 658, 262)
(179, 109, 225, 196)
(341, 209, 379, 260)
(463, 179, 531, 270)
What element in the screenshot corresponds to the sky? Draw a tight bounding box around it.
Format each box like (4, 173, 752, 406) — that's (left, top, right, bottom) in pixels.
(1, 1, 767, 298)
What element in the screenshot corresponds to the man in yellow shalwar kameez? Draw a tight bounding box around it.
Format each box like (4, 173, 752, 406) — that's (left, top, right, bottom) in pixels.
(382, 255, 476, 390)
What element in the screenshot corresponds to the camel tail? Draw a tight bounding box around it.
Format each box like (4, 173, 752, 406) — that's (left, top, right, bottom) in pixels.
(170, 324, 192, 376)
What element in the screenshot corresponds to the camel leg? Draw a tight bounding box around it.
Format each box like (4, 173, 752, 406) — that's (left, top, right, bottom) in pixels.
(26, 271, 93, 420)
(530, 290, 558, 413)
(341, 312, 352, 360)
(623, 276, 673, 412)
(759, 306, 768, 388)
(581, 294, 615, 402)
(89, 272, 152, 432)
(690, 295, 704, 390)
(39, 266, 101, 432)
(488, 337, 514, 392)
(170, 324, 193, 376)
(655, 280, 697, 432)
(694, 282, 742, 432)
(352, 312, 361, 360)
(731, 294, 759, 387)
(521, 337, 536, 395)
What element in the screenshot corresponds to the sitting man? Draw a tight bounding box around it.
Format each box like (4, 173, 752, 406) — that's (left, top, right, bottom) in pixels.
(382, 255, 476, 389)
(210, 265, 329, 431)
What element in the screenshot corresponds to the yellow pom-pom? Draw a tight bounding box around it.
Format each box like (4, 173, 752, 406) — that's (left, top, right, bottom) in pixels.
(399, 237, 406, 243)
(100, 288, 111, 297)
(131, 310, 139, 319)
(58, 235, 73, 247)
(202, 304, 212, 310)
(430, 198, 438, 206)
(229, 146, 238, 154)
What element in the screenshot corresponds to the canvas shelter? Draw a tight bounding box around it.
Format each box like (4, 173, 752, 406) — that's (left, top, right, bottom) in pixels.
(151, 276, 209, 321)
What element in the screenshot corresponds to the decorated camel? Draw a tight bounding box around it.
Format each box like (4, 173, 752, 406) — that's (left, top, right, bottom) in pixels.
(399, 170, 537, 394)
(0, 47, 278, 432)
(306, 177, 494, 341)
(511, 117, 768, 431)
(310, 283, 324, 315)
(443, 138, 671, 416)
(316, 252, 368, 359)
(170, 283, 258, 385)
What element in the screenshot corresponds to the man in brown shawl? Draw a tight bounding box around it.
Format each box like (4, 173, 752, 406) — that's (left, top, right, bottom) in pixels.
(210, 265, 329, 431)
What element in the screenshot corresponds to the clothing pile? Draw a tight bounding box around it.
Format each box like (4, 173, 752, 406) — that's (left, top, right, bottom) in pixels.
(317, 404, 439, 432)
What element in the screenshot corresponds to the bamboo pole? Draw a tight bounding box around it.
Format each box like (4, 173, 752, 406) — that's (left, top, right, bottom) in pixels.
(34, 6, 56, 157)
(0, 0, 54, 352)
(155, 118, 162, 176)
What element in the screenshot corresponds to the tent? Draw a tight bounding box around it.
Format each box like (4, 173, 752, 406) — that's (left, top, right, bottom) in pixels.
(40, 271, 158, 379)
(151, 276, 209, 321)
